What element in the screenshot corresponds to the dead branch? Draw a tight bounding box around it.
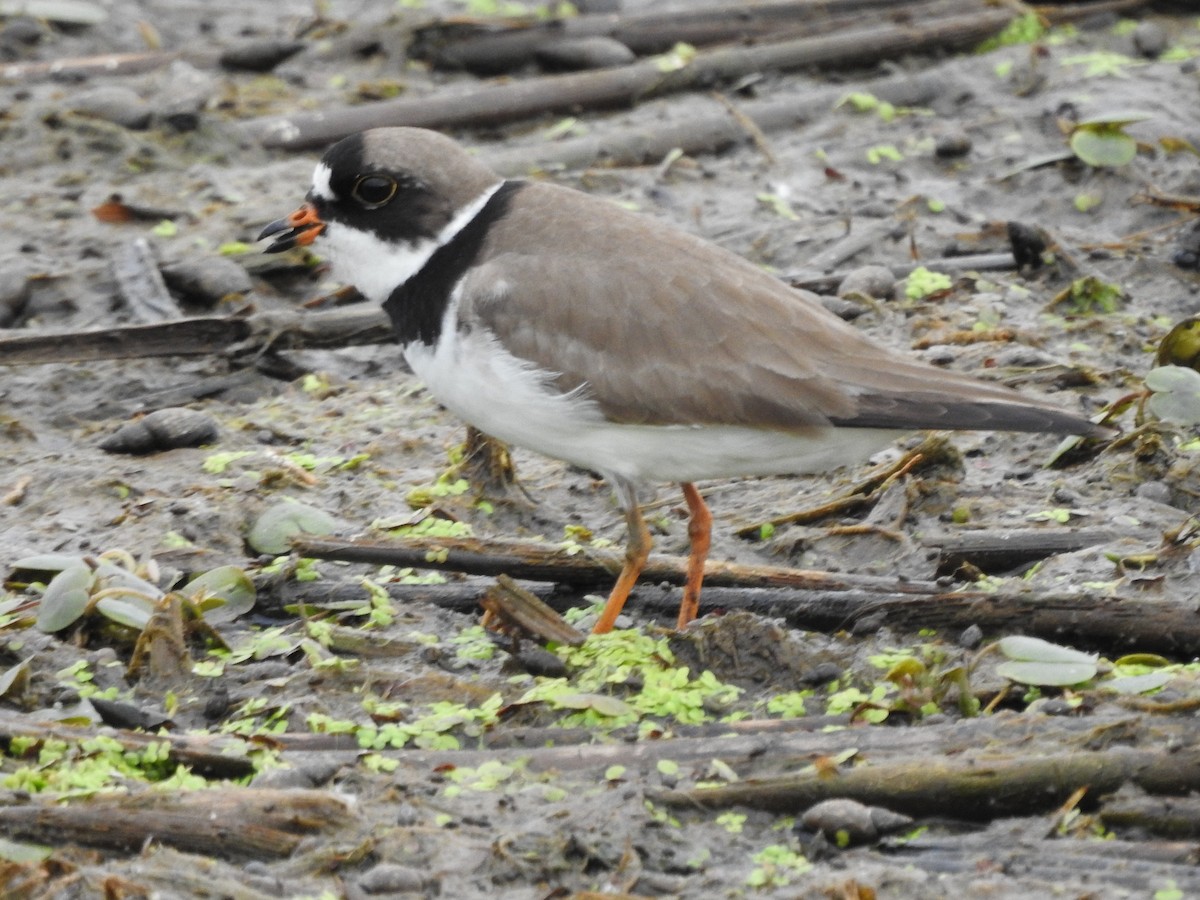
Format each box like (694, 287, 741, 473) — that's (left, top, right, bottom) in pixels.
(0, 788, 350, 859)
(925, 527, 1119, 575)
(648, 744, 1200, 817)
(480, 69, 944, 176)
(414, 0, 972, 74)
(275, 562, 1200, 656)
(0, 710, 255, 779)
(243, 9, 1013, 150)
(0, 304, 391, 366)
(289, 534, 945, 595)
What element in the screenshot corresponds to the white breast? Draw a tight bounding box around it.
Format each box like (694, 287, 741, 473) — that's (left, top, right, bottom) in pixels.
(404, 294, 898, 485)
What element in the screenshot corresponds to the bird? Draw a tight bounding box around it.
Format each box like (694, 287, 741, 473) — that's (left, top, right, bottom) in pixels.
(259, 127, 1106, 635)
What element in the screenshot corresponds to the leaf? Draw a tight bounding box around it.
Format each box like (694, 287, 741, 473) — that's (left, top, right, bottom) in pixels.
(36, 564, 92, 632)
(1145, 365, 1200, 426)
(995, 636, 1098, 686)
(1103, 672, 1173, 695)
(95, 594, 155, 630)
(247, 501, 338, 555)
(1070, 126, 1137, 167)
(1145, 364, 1200, 393)
(0, 660, 31, 700)
(183, 565, 256, 623)
(0, 836, 52, 864)
(550, 692, 635, 718)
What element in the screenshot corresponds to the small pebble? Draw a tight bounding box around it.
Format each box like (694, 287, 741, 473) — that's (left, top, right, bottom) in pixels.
(153, 61, 216, 131)
(934, 129, 972, 159)
(219, 38, 305, 73)
(836, 264, 895, 300)
(514, 645, 568, 678)
(536, 36, 636, 70)
(357, 864, 426, 894)
(799, 798, 912, 845)
(161, 256, 253, 307)
(0, 269, 31, 327)
(99, 407, 218, 454)
(1, 16, 48, 48)
(991, 346, 1051, 368)
(819, 294, 867, 321)
(1132, 22, 1167, 58)
(71, 86, 151, 130)
(959, 624, 984, 649)
(251, 767, 319, 790)
(1135, 481, 1172, 505)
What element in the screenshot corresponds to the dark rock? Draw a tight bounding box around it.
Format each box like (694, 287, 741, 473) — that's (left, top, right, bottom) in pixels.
(799, 798, 913, 845)
(837, 264, 895, 300)
(71, 86, 151, 130)
(357, 864, 426, 894)
(536, 36, 636, 71)
(219, 38, 305, 72)
(153, 62, 216, 132)
(1132, 22, 1167, 59)
(99, 407, 219, 454)
(161, 256, 253, 307)
(0, 269, 31, 327)
(934, 129, 972, 158)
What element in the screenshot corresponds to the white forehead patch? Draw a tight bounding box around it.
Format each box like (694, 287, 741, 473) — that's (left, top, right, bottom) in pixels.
(310, 162, 334, 201)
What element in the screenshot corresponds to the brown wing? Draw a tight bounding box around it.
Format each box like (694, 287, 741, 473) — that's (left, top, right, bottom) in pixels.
(459, 182, 1094, 436)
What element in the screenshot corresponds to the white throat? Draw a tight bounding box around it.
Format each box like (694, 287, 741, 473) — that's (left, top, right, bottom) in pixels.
(312, 174, 503, 305)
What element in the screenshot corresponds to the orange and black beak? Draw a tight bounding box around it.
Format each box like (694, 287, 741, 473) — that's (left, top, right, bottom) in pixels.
(258, 203, 325, 253)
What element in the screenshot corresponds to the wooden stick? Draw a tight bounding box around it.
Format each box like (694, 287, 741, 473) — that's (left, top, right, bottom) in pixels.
(0, 304, 392, 366)
(648, 744, 1200, 816)
(414, 0, 972, 73)
(289, 534, 946, 595)
(243, 9, 1013, 149)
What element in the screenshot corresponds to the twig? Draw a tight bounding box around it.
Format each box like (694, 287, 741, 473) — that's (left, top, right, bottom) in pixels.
(243, 9, 1013, 149)
(649, 744, 1200, 816)
(289, 533, 946, 595)
(0, 304, 392, 366)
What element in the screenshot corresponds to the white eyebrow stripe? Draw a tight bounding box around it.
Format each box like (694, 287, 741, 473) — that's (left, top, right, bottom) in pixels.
(310, 162, 334, 201)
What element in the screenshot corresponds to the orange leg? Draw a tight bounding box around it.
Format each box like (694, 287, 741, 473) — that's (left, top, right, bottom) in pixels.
(592, 499, 653, 635)
(676, 482, 712, 629)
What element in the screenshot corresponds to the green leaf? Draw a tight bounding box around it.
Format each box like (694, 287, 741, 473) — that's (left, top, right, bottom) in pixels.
(36, 564, 92, 632)
(182, 565, 256, 623)
(1103, 671, 1173, 695)
(247, 500, 338, 555)
(1146, 365, 1200, 426)
(1070, 126, 1136, 167)
(550, 692, 635, 718)
(95, 594, 155, 630)
(995, 636, 1098, 686)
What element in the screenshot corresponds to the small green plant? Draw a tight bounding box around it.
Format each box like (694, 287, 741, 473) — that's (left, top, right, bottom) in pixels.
(1069, 112, 1150, 167)
(905, 266, 952, 300)
(746, 844, 811, 888)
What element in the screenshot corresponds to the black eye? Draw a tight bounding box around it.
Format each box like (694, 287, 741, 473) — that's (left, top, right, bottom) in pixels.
(352, 174, 398, 208)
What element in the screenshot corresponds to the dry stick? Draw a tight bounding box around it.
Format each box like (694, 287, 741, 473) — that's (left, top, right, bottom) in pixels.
(481, 68, 944, 176)
(243, 9, 1014, 150)
(289, 534, 945, 595)
(417, 0, 975, 73)
(274, 712, 1149, 778)
(279, 570, 1200, 656)
(0, 789, 351, 859)
(925, 526, 1119, 575)
(648, 745, 1200, 816)
(0, 303, 392, 366)
(0, 710, 255, 779)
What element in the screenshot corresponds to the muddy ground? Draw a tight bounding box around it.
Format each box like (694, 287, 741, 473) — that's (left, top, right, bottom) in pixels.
(2, 1, 1200, 898)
